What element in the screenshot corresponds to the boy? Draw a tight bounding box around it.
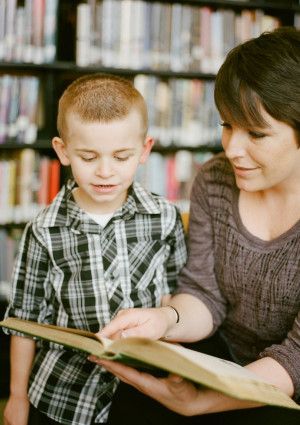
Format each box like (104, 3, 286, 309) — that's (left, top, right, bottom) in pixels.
(4, 74, 187, 425)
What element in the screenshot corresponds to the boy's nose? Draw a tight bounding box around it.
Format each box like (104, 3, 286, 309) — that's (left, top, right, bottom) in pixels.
(95, 160, 113, 178)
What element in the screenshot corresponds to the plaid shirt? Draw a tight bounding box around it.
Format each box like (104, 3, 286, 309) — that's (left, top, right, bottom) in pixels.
(5, 180, 187, 424)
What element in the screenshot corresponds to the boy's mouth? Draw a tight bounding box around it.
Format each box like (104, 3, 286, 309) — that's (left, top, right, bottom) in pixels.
(92, 183, 118, 193)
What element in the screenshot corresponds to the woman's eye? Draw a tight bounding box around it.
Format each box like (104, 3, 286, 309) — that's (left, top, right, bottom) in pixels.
(249, 131, 266, 139)
(220, 122, 231, 129)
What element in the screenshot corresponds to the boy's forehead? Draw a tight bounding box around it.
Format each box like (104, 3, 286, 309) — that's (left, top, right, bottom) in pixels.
(65, 109, 145, 132)
(64, 111, 146, 149)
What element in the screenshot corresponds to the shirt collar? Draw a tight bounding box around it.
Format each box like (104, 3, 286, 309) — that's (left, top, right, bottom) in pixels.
(38, 180, 161, 230)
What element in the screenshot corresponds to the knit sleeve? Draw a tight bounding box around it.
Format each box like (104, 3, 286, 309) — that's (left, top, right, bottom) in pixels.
(175, 167, 227, 332)
(259, 310, 300, 401)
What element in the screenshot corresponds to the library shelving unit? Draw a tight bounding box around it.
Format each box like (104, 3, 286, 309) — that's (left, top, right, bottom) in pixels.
(0, 0, 299, 397)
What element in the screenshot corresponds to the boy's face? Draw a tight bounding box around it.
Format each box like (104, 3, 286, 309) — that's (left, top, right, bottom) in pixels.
(53, 110, 153, 214)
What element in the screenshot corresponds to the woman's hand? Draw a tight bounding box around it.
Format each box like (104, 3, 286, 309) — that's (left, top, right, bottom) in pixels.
(89, 358, 205, 416)
(88, 358, 262, 416)
(96, 306, 178, 340)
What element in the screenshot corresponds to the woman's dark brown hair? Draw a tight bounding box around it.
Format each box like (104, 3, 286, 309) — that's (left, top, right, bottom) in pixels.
(214, 27, 300, 143)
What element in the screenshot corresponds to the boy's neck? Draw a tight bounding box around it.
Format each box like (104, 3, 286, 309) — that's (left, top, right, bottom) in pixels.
(72, 187, 128, 215)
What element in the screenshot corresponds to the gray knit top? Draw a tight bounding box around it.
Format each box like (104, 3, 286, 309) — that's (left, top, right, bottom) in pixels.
(177, 153, 300, 400)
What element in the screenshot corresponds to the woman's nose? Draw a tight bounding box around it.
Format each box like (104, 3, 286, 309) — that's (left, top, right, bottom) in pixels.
(223, 130, 247, 159)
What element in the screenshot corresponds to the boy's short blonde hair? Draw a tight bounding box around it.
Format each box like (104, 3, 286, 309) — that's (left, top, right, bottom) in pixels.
(57, 73, 148, 140)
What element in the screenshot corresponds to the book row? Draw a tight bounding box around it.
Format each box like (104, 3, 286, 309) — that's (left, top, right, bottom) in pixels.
(0, 0, 58, 64)
(0, 74, 41, 144)
(0, 73, 221, 148)
(135, 150, 213, 207)
(135, 76, 221, 147)
(76, 0, 282, 72)
(0, 149, 60, 224)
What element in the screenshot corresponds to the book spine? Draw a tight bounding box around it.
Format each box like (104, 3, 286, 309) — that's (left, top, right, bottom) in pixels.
(43, 0, 58, 62)
(0, 0, 6, 61)
(4, 0, 17, 62)
(37, 156, 50, 207)
(76, 3, 91, 66)
(48, 158, 60, 203)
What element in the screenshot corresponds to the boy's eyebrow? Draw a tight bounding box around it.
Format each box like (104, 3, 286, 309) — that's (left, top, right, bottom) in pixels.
(75, 149, 97, 154)
(113, 148, 135, 154)
(74, 148, 136, 154)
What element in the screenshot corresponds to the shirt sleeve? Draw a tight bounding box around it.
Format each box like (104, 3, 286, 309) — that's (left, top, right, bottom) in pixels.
(259, 310, 300, 401)
(175, 169, 227, 332)
(4, 222, 52, 330)
(164, 208, 187, 292)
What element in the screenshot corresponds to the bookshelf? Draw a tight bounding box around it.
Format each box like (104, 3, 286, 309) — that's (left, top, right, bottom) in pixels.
(0, 0, 299, 396)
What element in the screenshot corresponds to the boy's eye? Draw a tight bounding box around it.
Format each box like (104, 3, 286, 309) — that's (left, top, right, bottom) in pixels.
(114, 156, 129, 162)
(81, 156, 96, 162)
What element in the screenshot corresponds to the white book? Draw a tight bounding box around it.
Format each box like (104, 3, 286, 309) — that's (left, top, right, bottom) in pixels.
(0, 75, 11, 144)
(130, 0, 144, 69)
(149, 2, 161, 69)
(0, 0, 6, 60)
(110, 0, 121, 67)
(23, 0, 33, 63)
(14, 7, 25, 62)
(76, 3, 91, 66)
(200, 7, 212, 73)
(175, 150, 193, 183)
(43, 0, 58, 62)
(170, 4, 182, 71)
(180, 5, 193, 71)
(159, 4, 172, 70)
(142, 2, 151, 68)
(101, 0, 114, 66)
(210, 10, 224, 73)
(7, 76, 19, 138)
(4, 0, 17, 61)
(91, 1, 102, 64)
(24, 77, 40, 144)
(119, 0, 132, 68)
(222, 9, 236, 57)
(32, 0, 45, 64)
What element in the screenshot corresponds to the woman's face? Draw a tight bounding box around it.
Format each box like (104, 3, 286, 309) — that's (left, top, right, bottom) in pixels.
(221, 109, 300, 193)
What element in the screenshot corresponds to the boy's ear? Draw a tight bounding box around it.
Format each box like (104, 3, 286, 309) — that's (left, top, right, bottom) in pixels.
(52, 137, 70, 166)
(139, 136, 154, 164)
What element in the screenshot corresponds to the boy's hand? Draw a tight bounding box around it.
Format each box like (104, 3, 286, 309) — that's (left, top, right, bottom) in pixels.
(96, 306, 178, 340)
(4, 394, 30, 425)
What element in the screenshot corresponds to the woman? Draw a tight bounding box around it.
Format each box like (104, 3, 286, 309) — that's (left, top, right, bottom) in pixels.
(90, 27, 300, 424)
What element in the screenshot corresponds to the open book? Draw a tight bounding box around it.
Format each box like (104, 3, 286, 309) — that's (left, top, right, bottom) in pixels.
(1, 317, 299, 411)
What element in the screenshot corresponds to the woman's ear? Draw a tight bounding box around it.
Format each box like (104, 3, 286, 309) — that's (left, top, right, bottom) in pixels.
(139, 136, 154, 164)
(52, 137, 70, 166)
